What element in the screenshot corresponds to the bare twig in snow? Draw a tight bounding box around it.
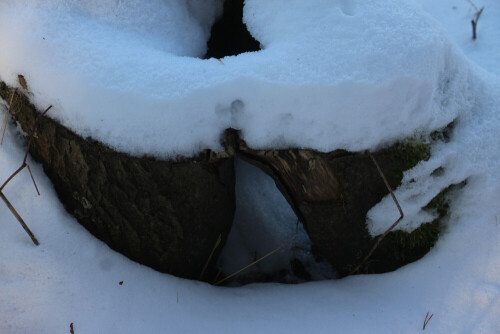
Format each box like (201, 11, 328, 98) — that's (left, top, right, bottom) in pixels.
(0, 105, 52, 194)
(423, 312, 434, 330)
(466, 0, 480, 12)
(0, 190, 39, 245)
(0, 104, 52, 246)
(470, 5, 484, 40)
(349, 153, 404, 275)
(26, 164, 40, 196)
(199, 234, 222, 280)
(212, 268, 222, 284)
(215, 233, 297, 286)
(70, 322, 75, 334)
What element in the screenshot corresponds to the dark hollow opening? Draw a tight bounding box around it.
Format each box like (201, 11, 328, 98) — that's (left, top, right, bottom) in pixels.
(204, 0, 261, 59)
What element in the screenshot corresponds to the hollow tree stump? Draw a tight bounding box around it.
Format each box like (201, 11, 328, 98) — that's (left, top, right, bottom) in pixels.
(1, 80, 444, 281)
(0, 82, 236, 281)
(234, 131, 437, 276)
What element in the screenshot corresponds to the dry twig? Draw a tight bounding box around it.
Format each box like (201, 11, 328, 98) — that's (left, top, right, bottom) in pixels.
(70, 322, 75, 334)
(214, 233, 297, 286)
(423, 312, 434, 330)
(199, 234, 222, 280)
(0, 105, 52, 195)
(0, 190, 39, 245)
(0, 104, 52, 246)
(471, 6, 484, 40)
(349, 153, 404, 275)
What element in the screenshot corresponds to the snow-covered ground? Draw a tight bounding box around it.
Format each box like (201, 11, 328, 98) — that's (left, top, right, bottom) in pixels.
(1, 0, 499, 333)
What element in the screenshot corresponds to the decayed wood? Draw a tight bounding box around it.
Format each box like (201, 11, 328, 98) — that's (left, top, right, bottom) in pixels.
(236, 133, 424, 277)
(236, 137, 342, 224)
(1, 81, 236, 280)
(348, 153, 404, 275)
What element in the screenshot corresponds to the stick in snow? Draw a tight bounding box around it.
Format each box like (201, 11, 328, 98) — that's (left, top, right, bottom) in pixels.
(349, 153, 404, 275)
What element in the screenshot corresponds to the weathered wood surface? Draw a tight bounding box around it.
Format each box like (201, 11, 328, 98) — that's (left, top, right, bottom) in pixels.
(235, 132, 433, 276)
(1, 79, 442, 281)
(0, 82, 236, 281)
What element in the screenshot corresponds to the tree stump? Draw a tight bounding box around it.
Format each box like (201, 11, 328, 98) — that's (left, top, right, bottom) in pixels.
(0, 82, 236, 281)
(234, 131, 440, 276)
(1, 80, 446, 281)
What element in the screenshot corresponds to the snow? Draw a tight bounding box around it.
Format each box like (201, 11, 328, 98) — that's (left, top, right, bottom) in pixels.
(0, 0, 471, 158)
(217, 158, 335, 281)
(1, 0, 500, 333)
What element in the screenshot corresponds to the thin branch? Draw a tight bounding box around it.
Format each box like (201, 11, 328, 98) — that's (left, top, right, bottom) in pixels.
(199, 234, 222, 280)
(423, 312, 434, 330)
(0, 190, 39, 245)
(215, 233, 297, 286)
(1, 88, 17, 145)
(466, 0, 479, 12)
(212, 268, 222, 285)
(0, 164, 25, 191)
(471, 7, 484, 40)
(0, 105, 52, 192)
(26, 164, 40, 196)
(0, 104, 51, 246)
(349, 153, 404, 275)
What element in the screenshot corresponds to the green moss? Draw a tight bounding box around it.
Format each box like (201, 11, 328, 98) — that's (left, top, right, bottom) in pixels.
(430, 122, 455, 143)
(384, 185, 454, 266)
(385, 221, 440, 264)
(390, 139, 431, 169)
(424, 184, 453, 217)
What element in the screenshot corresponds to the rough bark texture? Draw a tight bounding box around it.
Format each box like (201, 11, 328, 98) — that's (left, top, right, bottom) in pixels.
(0, 82, 236, 281)
(1, 78, 443, 281)
(234, 131, 434, 277)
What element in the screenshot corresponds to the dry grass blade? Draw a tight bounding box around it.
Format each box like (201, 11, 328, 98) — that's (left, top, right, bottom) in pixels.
(212, 268, 222, 284)
(199, 234, 222, 280)
(1, 88, 17, 145)
(349, 153, 404, 275)
(26, 164, 40, 196)
(215, 233, 297, 286)
(0, 190, 39, 246)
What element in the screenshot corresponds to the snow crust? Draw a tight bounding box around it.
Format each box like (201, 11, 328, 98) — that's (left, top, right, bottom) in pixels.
(0, 0, 472, 158)
(218, 158, 335, 281)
